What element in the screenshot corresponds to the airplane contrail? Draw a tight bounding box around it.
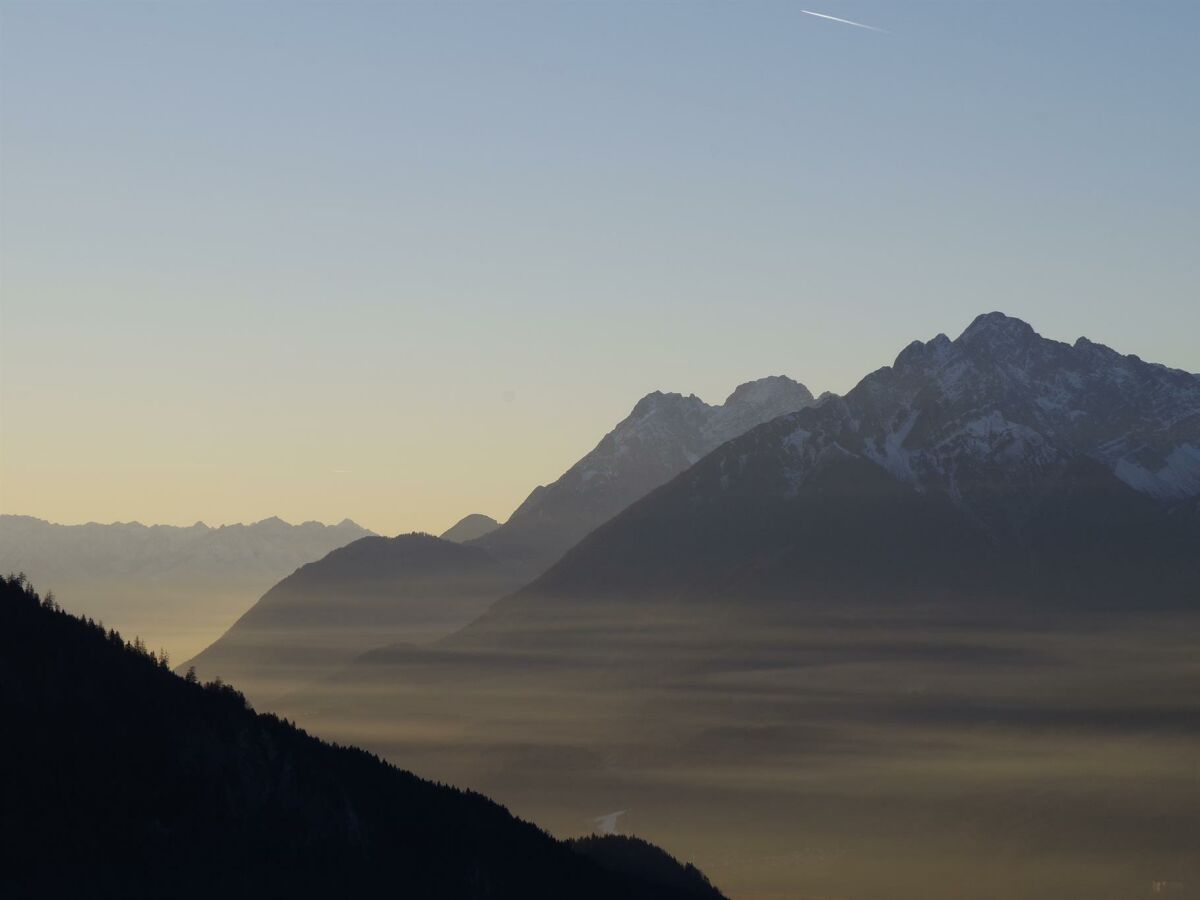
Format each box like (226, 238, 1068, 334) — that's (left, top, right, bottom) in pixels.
(800, 9, 888, 33)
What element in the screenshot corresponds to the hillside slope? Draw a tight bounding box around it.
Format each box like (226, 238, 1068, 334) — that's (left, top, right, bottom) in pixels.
(0, 575, 725, 900)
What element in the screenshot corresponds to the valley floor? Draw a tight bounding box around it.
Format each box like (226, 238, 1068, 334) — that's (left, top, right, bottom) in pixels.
(276, 605, 1200, 900)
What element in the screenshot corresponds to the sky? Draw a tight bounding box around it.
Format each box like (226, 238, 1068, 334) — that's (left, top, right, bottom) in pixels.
(1, 0, 1197, 536)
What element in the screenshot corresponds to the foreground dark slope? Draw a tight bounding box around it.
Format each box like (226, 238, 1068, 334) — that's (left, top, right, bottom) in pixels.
(186, 533, 522, 701)
(0, 575, 724, 900)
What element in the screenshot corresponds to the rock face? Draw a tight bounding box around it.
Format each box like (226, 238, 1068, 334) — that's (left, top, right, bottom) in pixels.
(472, 375, 817, 576)
(439, 513, 500, 543)
(507, 312, 1200, 613)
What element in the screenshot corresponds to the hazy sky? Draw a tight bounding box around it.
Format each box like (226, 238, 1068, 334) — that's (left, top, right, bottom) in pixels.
(2, 1, 1197, 535)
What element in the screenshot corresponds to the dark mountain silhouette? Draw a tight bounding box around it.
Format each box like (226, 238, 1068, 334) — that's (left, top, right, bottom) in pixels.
(0, 575, 726, 900)
(441, 513, 501, 543)
(185, 533, 522, 702)
(470, 375, 816, 576)
(0, 514, 371, 660)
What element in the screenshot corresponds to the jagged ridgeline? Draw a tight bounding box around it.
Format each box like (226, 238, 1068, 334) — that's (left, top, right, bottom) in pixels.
(510, 312, 1200, 611)
(0, 575, 725, 900)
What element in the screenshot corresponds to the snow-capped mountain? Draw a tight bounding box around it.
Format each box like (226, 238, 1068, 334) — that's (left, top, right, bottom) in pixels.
(778, 311, 1200, 511)
(472, 376, 816, 573)
(505, 313, 1200, 612)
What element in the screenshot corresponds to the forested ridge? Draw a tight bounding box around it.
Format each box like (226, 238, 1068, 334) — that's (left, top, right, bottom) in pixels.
(0, 574, 725, 899)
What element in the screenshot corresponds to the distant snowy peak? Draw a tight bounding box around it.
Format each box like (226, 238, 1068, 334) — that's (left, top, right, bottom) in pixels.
(768, 312, 1200, 506)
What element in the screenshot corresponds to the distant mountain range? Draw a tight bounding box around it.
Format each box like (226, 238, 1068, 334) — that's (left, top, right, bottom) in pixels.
(0, 575, 725, 899)
(471, 375, 817, 575)
(0, 515, 372, 582)
(0, 516, 373, 659)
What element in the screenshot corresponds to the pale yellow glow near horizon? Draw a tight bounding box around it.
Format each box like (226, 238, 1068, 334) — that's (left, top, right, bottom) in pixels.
(0, 387, 622, 536)
(1, 358, 834, 536)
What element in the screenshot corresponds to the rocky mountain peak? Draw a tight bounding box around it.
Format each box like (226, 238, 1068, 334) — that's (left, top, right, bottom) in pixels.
(628, 391, 709, 421)
(723, 375, 813, 410)
(957, 311, 1039, 346)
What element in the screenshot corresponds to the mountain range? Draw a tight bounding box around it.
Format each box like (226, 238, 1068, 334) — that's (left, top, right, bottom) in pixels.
(499, 311, 1200, 614)
(10, 312, 1199, 900)
(185, 375, 817, 700)
(0, 515, 372, 659)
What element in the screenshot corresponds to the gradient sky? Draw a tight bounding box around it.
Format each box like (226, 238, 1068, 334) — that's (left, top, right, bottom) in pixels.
(2, 1, 1197, 536)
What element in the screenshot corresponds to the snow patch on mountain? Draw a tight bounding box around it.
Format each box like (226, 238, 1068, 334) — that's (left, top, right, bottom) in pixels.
(1113, 443, 1200, 500)
(763, 313, 1200, 512)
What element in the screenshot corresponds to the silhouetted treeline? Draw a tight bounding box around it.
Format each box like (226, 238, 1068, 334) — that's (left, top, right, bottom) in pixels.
(0, 575, 726, 899)
(570, 835, 726, 899)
